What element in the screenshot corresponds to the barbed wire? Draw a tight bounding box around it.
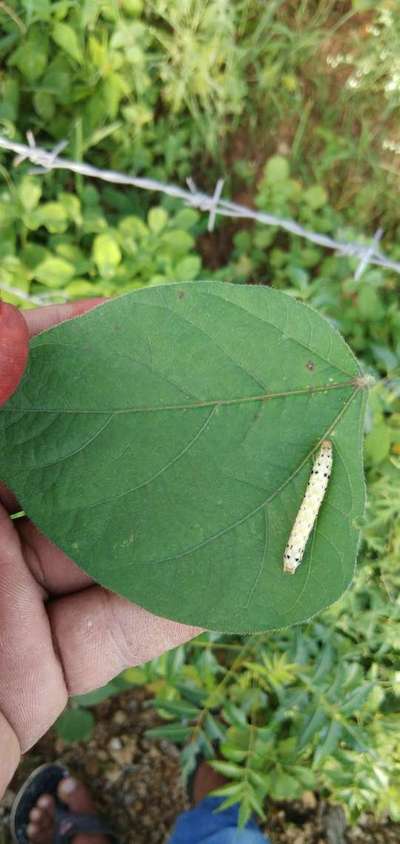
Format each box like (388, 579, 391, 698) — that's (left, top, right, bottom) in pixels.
(0, 132, 399, 306)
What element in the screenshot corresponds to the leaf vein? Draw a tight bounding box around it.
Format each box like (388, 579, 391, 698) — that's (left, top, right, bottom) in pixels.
(35, 414, 114, 471)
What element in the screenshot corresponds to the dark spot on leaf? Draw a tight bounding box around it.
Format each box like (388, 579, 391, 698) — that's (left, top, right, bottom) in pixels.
(306, 360, 315, 371)
(177, 290, 185, 300)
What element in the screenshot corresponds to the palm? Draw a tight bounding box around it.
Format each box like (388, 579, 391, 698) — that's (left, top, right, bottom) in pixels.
(0, 300, 199, 797)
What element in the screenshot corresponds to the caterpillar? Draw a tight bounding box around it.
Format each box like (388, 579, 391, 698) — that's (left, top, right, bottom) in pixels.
(283, 440, 333, 575)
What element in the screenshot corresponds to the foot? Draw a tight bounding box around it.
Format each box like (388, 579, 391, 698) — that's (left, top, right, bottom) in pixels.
(192, 761, 227, 805)
(26, 777, 109, 844)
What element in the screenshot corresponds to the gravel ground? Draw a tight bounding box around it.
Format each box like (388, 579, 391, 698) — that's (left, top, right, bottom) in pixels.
(1, 688, 399, 844)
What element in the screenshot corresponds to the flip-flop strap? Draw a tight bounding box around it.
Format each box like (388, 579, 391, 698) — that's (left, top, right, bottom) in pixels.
(54, 808, 118, 844)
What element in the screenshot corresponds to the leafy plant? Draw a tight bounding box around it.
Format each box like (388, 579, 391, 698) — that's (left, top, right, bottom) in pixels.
(142, 452, 400, 824)
(217, 154, 400, 379)
(0, 177, 202, 306)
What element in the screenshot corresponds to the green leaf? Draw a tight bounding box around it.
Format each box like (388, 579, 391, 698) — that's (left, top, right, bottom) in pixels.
(175, 256, 201, 281)
(298, 708, 327, 749)
(29, 202, 68, 234)
(73, 682, 121, 707)
(151, 698, 199, 718)
(211, 761, 243, 779)
(59, 193, 82, 224)
(20, 245, 49, 269)
(118, 216, 148, 240)
(351, 0, 375, 8)
(314, 720, 343, 764)
(20, 0, 51, 17)
(214, 791, 244, 813)
(121, 0, 144, 13)
(175, 683, 207, 707)
(248, 789, 266, 819)
(145, 724, 192, 742)
(172, 209, 199, 230)
(55, 708, 94, 743)
(204, 712, 226, 742)
(248, 769, 270, 789)
(357, 287, 385, 321)
(121, 666, 148, 684)
(93, 233, 122, 277)
(238, 800, 252, 827)
(18, 177, 42, 213)
(370, 343, 399, 372)
(212, 783, 243, 799)
(341, 683, 374, 716)
(33, 91, 55, 120)
(9, 27, 48, 82)
(264, 156, 290, 184)
(52, 23, 83, 64)
(161, 230, 194, 256)
(0, 282, 367, 633)
(365, 423, 391, 464)
(148, 207, 169, 233)
(33, 256, 75, 288)
(220, 743, 247, 762)
(304, 186, 328, 210)
(271, 771, 301, 800)
(293, 766, 316, 789)
(65, 280, 97, 297)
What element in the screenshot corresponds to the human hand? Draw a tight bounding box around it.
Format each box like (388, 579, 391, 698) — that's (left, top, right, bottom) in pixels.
(0, 299, 201, 796)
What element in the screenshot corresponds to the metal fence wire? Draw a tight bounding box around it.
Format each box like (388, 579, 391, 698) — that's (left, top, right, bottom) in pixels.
(0, 132, 399, 305)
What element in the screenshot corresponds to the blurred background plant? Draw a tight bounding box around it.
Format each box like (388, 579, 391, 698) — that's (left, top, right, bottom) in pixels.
(1, 0, 400, 832)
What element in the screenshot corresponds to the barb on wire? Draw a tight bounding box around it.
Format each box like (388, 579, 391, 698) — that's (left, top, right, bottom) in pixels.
(208, 178, 225, 232)
(186, 176, 224, 230)
(14, 130, 36, 167)
(354, 227, 384, 281)
(28, 138, 69, 175)
(1, 132, 400, 278)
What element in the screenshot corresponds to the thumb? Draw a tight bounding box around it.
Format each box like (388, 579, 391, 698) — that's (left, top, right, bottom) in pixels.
(0, 301, 29, 406)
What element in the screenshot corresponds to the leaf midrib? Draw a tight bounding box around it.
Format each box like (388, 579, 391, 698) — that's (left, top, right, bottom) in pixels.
(1, 378, 358, 415)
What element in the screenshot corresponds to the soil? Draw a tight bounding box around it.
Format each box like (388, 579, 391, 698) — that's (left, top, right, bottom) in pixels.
(1, 688, 399, 844)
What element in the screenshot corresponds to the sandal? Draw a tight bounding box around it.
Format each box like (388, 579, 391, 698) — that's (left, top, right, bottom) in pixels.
(10, 763, 118, 844)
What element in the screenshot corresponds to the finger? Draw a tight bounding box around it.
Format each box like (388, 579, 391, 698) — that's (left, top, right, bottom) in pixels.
(0, 710, 20, 798)
(0, 481, 19, 514)
(23, 298, 107, 338)
(17, 519, 92, 595)
(49, 587, 202, 695)
(0, 302, 29, 405)
(0, 504, 67, 752)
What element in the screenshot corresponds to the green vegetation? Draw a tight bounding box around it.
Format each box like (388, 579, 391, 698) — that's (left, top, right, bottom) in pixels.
(1, 0, 399, 828)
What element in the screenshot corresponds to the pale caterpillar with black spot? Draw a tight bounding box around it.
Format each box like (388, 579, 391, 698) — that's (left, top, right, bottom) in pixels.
(283, 440, 333, 574)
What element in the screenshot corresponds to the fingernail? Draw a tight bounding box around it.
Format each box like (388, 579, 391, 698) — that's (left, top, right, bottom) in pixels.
(60, 777, 78, 795)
